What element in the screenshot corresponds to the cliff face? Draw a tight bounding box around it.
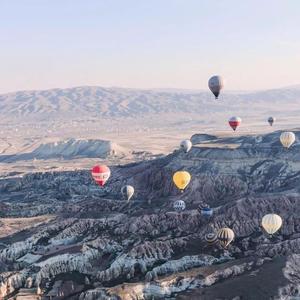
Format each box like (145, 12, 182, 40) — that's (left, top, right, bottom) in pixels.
(1, 131, 300, 299)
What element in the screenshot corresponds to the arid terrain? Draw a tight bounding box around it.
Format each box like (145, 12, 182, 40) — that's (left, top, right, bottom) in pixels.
(1, 86, 300, 299)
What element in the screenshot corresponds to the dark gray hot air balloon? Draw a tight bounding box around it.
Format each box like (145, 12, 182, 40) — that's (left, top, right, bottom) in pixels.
(268, 117, 275, 126)
(208, 75, 224, 99)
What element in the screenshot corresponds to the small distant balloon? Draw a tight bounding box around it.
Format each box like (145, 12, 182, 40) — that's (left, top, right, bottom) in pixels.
(280, 132, 295, 149)
(217, 227, 235, 248)
(205, 232, 218, 244)
(268, 117, 275, 126)
(208, 75, 224, 99)
(180, 140, 192, 153)
(91, 165, 111, 187)
(121, 185, 134, 201)
(173, 171, 191, 192)
(261, 214, 282, 235)
(201, 207, 213, 217)
(228, 116, 242, 131)
(173, 200, 186, 211)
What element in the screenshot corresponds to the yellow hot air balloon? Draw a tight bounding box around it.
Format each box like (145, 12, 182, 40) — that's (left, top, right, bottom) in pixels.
(173, 171, 191, 191)
(217, 228, 235, 248)
(280, 132, 295, 149)
(261, 214, 282, 235)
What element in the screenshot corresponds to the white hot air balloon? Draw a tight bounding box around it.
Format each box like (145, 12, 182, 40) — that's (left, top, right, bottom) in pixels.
(173, 200, 186, 211)
(280, 132, 295, 149)
(121, 185, 135, 201)
(217, 227, 235, 248)
(208, 75, 224, 99)
(261, 214, 282, 235)
(180, 140, 192, 153)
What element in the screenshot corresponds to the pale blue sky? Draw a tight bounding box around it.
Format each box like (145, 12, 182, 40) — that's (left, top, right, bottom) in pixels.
(1, 0, 300, 93)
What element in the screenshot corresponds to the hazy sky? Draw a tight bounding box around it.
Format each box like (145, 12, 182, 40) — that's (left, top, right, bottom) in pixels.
(1, 0, 300, 93)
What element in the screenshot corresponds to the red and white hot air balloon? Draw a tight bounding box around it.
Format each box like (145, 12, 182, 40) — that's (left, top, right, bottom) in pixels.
(228, 116, 242, 131)
(91, 165, 111, 186)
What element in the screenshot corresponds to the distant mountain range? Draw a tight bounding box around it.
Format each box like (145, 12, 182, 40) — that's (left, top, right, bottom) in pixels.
(1, 86, 300, 122)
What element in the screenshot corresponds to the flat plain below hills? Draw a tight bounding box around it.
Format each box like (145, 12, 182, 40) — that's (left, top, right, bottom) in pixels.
(0, 85, 300, 175)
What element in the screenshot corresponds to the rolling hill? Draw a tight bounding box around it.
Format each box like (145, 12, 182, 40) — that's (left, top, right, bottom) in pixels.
(1, 86, 300, 122)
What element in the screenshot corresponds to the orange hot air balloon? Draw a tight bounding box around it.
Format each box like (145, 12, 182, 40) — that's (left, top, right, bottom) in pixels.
(91, 165, 111, 186)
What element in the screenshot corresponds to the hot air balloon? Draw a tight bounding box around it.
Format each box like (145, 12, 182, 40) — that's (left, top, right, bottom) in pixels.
(280, 132, 295, 149)
(180, 140, 192, 153)
(198, 203, 213, 217)
(173, 200, 186, 211)
(121, 185, 134, 201)
(261, 214, 282, 235)
(208, 75, 224, 99)
(268, 117, 275, 126)
(173, 171, 191, 192)
(217, 228, 235, 248)
(91, 165, 111, 186)
(205, 232, 218, 245)
(201, 207, 213, 217)
(228, 116, 242, 131)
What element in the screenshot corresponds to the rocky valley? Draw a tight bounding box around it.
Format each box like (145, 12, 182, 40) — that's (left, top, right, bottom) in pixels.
(1, 130, 300, 299)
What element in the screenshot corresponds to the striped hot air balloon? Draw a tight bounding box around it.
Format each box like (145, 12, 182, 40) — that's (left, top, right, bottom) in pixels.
(217, 227, 235, 248)
(280, 132, 295, 149)
(228, 116, 242, 131)
(205, 232, 218, 245)
(91, 165, 111, 187)
(173, 200, 186, 211)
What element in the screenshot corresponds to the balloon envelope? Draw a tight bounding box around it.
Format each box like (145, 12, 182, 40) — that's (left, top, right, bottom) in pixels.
(91, 165, 111, 186)
(173, 171, 191, 191)
(268, 117, 275, 126)
(180, 140, 192, 153)
(262, 214, 282, 235)
(217, 228, 235, 248)
(228, 116, 242, 131)
(201, 207, 213, 217)
(280, 132, 295, 149)
(205, 233, 218, 244)
(121, 185, 134, 201)
(208, 75, 224, 99)
(173, 200, 186, 211)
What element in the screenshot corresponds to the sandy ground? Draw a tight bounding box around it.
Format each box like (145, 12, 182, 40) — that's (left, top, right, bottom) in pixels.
(0, 113, 299, 175)
(0, 215, 55, 238)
